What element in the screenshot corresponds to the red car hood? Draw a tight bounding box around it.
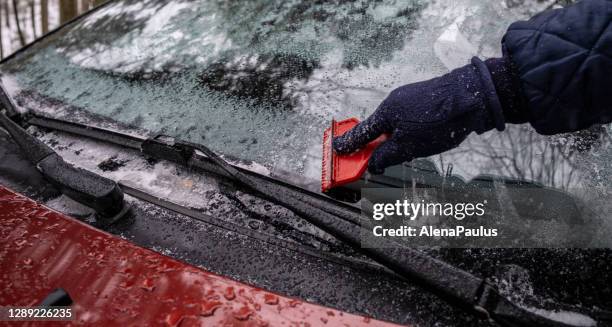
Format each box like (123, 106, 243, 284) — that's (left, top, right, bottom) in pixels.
(0, 185, 402, 326)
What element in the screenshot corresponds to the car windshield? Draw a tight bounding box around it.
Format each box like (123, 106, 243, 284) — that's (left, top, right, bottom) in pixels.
(0, 0, 610, 196)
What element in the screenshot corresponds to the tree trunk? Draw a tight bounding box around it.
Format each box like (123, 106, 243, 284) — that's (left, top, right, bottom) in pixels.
(79, 0, 89, 13)
(12, 0, 26, 46)
(41, 0, 48, 34)
(30, 0, 37, 38)
(3, 1, 10, 28)
(93, 0, 106, 6)
(59, 0, 79, 24)
(0, 3, 4, 59)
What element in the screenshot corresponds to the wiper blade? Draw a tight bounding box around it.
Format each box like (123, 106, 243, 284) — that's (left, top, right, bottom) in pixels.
(26, 115, 362, 222)
(0, 83, 128, 222)
(186, 140, 601, 327)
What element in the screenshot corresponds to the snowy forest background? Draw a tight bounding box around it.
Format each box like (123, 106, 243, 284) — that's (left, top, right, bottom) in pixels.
(0, 0, 105, 59)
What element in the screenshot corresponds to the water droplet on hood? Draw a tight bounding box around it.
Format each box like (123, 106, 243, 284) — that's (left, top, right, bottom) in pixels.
(263, 294, 278, 305)
(233, 306, 253, 321)
(200, 300, 223, 317)
(223, 287, 235, 300)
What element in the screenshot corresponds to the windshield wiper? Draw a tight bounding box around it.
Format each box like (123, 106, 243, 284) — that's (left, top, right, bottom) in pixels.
(0, 83, 128, 223)
(183, 140, 602, 327)
(6, 99, 605, 326)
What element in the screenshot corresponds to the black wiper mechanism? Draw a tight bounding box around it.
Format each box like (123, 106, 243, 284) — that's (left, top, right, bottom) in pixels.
(0, 83, 127, 223)
(184, 140, 602, 327)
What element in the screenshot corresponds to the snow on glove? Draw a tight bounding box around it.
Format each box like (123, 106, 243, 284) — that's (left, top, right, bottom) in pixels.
(333, 57, 508, 174)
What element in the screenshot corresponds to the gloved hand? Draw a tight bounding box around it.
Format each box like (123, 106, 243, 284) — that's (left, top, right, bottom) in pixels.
(333, 57, 514, 174)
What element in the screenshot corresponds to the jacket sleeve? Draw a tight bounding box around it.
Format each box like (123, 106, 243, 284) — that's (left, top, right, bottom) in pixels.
(495, 0, 612, 135)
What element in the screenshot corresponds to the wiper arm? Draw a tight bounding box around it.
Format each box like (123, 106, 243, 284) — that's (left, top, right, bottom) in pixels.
(0, 83, 128, 223)
(183, 139, 600, 327)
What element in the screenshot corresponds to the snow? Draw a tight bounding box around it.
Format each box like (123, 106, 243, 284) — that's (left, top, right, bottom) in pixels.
(79, 2, 155, 29)
(0, 75, 27, 113)
(524, 307, 597, 327)
(65, 0, 226, 73)
(32, 126, 221, 211)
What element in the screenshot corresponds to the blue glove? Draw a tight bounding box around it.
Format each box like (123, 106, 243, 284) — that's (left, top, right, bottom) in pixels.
(333, 57, 513, 174)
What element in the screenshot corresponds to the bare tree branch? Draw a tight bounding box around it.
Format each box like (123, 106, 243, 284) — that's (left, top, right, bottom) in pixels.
(2, 1, 10, 28)
(0, 3, 4, 59)
(12, 0, 26, 46)
(30, 0, 37, 39)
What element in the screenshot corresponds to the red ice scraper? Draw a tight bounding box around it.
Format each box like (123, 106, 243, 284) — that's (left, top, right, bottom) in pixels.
(321, 118, 388, 192)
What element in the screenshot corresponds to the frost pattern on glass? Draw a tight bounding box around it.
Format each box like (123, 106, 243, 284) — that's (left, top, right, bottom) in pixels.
(1, 0, 609, 202)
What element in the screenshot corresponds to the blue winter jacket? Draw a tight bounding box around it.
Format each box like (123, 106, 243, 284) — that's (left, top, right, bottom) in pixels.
(488, 0, 612, 135)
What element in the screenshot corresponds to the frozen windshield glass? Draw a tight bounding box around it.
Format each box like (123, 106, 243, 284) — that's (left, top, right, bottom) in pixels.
(0, 0, 610, 195)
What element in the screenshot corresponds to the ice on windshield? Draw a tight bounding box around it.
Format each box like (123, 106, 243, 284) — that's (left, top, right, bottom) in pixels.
(0, 0, 610, 199)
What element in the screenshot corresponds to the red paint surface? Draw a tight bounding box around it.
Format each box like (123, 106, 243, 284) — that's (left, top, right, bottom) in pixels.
(0, 186, 403, 326)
